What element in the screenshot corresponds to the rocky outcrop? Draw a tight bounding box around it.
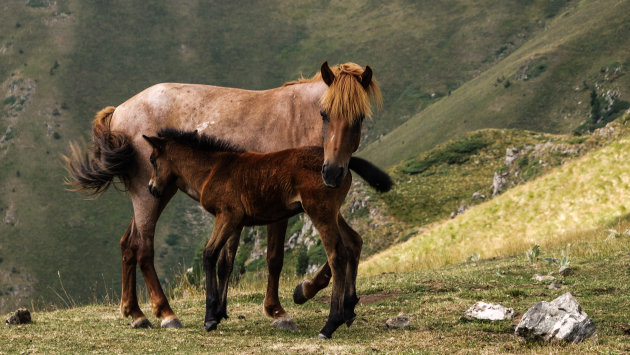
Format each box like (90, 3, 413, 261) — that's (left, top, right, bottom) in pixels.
(515, 292, 596, 344)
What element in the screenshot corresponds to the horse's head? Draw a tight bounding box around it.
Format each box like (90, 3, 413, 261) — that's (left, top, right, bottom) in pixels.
(142, 134, 172, 199)
(319, 61, 381, 188)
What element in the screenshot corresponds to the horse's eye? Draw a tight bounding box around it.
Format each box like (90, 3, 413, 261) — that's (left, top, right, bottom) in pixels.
(320, 110, 330, 122)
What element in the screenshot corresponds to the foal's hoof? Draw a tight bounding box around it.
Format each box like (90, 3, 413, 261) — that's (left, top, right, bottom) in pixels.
(204, 320, 218, 332)
(318, 333, 331, 340)
(131, 317, 155, 329)
(161, 317, 184, 329)
(345, 314, 356, 328)
(293, 282, 308, 305)
(271, 317, 298, 330)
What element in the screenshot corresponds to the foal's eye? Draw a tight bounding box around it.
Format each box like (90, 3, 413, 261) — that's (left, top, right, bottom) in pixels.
(320, 110, 330, 122)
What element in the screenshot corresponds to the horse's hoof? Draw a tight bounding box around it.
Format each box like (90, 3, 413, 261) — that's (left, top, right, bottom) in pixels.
(318, 333, 331, 339)
(272, 317, 298, 330)
(131, 317, 154, 329)
(161, 317, 184, 329)
(293, 282, 308, 305)
(204, 320, 218, 332)
(345, 315, 356, 328)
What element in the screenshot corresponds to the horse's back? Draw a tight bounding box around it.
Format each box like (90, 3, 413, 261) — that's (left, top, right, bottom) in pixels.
(110, 82, 325, 154)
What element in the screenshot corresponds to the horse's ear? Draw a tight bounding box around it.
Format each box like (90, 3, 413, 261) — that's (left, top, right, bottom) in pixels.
(143, 135, 165, 151)
(321, 61, 335, 86)
(360, 65, 372, 89)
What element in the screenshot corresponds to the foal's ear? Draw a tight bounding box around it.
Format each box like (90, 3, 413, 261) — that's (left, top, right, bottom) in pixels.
(142, 135, 165, 151)
(360, 65, 372, 89)
(321, 61, 335, 86)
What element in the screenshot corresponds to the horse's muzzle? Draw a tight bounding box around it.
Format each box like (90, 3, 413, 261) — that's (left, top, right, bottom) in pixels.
(321, 163, 346, 188)
(148, 184, 161, 199)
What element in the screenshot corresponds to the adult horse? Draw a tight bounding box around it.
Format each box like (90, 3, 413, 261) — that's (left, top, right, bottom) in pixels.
(66, 62, 382, 329)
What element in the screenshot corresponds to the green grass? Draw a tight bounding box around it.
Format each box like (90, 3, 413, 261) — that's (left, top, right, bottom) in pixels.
(2, 234, 630, 353)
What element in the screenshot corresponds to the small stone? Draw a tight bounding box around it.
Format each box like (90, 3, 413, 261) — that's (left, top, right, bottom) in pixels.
(385, 315, 410, 328)
(464, 302, 514, 321)
(272, 317, 298, 330)
(237, 315, 246, 320)
(5, 308, 31, 325)
(548, 281, 561, 290)
(532, 274, 555, 282)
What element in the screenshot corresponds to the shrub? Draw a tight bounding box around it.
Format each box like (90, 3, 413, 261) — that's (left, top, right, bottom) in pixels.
(165, 233, 180, 246)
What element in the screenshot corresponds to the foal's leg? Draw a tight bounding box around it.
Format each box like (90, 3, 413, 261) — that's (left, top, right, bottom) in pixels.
(264, 220, 291, 319)
(128, 181, 183, 329)
(337, 215, 362, 327)
(216, 229, 242, 320)
(293, 263, 331, 305)
(302, 203, 347, 339)
(203, 215, 240, 331)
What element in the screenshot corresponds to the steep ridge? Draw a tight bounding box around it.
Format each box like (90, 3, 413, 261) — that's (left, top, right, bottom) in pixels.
(361, 119, 630, 275)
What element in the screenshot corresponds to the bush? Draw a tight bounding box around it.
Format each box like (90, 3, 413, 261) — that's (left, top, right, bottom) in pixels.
(165, 233, 180, 246)
(402, 134, 490, 175)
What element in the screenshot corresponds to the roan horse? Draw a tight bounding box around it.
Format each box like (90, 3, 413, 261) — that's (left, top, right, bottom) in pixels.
(65, 62, 381, 329)
(143, 128, 392, 338)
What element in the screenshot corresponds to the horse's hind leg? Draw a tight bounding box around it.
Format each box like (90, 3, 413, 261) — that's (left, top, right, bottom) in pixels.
(120, 219, 153, 328)
(129, 182, 183, 328)
(338, 215, 362, 327)
(264, 220, 291, 319)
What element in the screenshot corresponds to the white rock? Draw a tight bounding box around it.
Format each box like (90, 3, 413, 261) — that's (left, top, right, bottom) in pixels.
(532, 274, 555, 282)
(464, 302, 514, 321)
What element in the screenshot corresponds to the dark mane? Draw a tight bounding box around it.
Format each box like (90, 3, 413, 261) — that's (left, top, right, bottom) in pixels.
(157, 128, 245, 153)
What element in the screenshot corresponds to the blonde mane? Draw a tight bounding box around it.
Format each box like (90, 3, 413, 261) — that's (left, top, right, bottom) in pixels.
(284, 63, 382, 122)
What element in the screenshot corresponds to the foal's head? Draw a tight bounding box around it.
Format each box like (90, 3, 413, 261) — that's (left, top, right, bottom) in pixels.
(318, 62, 382, 188)
(143, 129, 245, 198)
(142, 134, 171, 199)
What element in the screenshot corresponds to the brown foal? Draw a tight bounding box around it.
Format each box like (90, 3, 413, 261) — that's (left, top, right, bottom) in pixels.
(143, 128, 391, 339)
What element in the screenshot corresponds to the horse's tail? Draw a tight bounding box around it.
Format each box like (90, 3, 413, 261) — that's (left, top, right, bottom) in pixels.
(349, 157, 393, 193)
(64, 106, 136, 195)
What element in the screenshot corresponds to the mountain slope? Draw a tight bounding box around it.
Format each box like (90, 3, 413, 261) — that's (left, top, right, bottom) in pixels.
(361, 120, 630, 275)
(361, 0, 630, 167)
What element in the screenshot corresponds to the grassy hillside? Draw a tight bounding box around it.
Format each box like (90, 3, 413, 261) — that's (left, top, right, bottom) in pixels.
(362, 0, 630, 167)
(2, 232, 630, 353)
(361, 119, 630, 275)
(0, 0, 579, 312)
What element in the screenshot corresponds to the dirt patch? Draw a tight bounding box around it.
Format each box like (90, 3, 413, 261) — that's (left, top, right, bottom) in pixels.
(359, 292, 403, 305)
(420, 279, 457, 293)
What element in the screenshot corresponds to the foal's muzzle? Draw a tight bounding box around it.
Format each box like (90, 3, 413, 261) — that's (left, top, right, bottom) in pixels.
(148, 184, 161, 199)
(321, 162, 346, 188)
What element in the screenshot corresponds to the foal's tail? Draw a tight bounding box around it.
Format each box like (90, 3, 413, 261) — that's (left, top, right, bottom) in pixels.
(64, 106, 136, 195)
(349, 157, 393, 193)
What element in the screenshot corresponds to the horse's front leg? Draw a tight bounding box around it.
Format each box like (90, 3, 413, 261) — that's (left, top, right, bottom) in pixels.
(204, 215, 239, 331)
(216, 229, 242, 321)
